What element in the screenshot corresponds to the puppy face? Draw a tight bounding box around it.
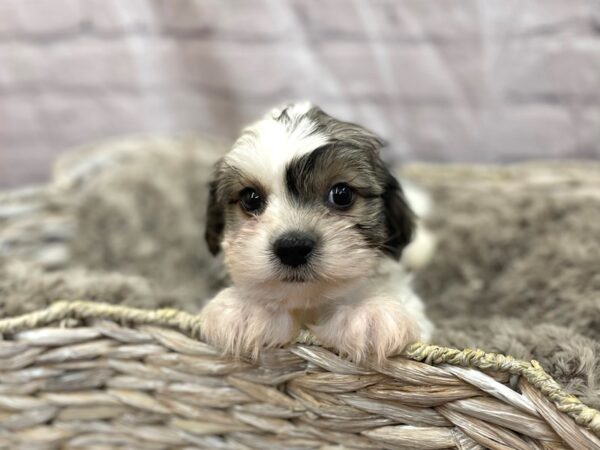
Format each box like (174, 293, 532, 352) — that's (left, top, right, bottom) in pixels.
(205, 104, 414, 294)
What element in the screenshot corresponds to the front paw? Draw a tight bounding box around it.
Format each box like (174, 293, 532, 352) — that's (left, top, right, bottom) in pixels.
(309, 298, 420, 364)
(199, 288, 299, 358)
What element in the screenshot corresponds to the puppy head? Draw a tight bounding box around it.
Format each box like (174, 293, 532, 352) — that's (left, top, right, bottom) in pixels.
(205, 103, 414, 292)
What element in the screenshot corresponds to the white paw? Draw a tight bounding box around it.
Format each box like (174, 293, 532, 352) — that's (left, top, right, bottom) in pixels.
(199, 288, 299, 358)
(309, 297, 420, 364)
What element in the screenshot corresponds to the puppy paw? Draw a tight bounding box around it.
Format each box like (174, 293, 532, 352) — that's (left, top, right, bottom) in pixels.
(199, 288, 299, 358)
(309, 297, 420, 364)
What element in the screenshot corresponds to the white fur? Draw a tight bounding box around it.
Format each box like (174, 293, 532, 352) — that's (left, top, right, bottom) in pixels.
(402, 226, 437, 271)
(401, 179, 437, 270)
(201, 103, 434, 363)
(200, 287, 300, 359)
(402, 179, 433, 219)
(225, 104, 328, 197)
(309, 260, 433, 362)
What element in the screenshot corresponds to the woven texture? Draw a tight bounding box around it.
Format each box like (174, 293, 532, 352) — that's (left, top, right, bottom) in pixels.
(0, 301, 599, 450)
(2, 137, 600, 449)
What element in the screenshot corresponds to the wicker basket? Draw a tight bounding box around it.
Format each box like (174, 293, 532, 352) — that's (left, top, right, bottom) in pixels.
(1, 138, 599, 449)
(0, 302, 599, 450)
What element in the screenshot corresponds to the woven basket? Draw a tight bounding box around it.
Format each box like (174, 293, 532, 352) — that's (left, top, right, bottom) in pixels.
(1, 138, 600, 449)
(0, 302, 599, 450)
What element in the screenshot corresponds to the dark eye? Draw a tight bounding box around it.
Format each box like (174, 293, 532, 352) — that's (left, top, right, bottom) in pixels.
(240, 187, 264, 214)
(327, 183, 355, 209)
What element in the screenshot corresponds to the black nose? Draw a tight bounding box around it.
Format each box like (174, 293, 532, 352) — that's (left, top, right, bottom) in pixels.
(273, 232, 316, 267)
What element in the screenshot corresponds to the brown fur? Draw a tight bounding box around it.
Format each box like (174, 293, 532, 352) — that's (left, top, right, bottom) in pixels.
(408, 163, 600, 408)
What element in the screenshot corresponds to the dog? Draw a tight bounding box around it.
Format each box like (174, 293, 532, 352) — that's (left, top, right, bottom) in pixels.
(199, 103, 433, 363)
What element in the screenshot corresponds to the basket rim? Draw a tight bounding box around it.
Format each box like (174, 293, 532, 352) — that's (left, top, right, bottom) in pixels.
(0, 299, 599, 438)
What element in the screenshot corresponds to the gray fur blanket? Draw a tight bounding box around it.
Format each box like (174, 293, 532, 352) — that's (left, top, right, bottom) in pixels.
(1, 137, 599, 408)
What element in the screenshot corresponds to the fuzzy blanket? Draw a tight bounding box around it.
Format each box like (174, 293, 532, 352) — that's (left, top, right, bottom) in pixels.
(1, 137, 599, 409)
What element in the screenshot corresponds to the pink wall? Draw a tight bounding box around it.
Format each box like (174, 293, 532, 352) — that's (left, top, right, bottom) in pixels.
(1, 0, 600, 188)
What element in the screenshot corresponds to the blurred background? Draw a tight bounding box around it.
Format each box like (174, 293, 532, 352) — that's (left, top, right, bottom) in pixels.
(1, 0, 600, 188)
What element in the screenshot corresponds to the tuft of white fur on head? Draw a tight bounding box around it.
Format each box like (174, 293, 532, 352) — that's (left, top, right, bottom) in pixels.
(226, 103, 328, 191)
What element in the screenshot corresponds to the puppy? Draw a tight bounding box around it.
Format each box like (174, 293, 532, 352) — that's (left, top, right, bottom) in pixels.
(200, 103, 433, 363)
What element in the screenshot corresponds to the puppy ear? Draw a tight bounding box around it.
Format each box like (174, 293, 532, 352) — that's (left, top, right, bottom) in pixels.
(205, 168, 225, 256)
(381, 169, 415, 260)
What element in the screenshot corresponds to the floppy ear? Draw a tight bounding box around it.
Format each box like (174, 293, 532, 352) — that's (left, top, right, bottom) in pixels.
(381, 169, 415, 260)
(205, 171, 225, 256)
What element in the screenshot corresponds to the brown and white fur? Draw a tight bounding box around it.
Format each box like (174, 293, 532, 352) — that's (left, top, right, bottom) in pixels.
(200, 102, 433, 363)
